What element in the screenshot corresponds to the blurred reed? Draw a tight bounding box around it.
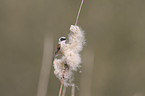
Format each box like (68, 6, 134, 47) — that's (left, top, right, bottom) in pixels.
(71, 84, 75, 96)
(79, 49, 94, 96)
(62, 85, 66, 96)
(36, 33, 53, 96)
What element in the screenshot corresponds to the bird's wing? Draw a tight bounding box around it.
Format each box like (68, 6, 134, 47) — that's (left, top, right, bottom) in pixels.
(52, 44, 61, 64)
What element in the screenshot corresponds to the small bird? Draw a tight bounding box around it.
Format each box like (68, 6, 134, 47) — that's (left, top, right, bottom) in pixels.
(52, 37, 67, 62)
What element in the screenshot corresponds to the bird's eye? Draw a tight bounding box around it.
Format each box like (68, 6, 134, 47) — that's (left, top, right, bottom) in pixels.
(60, 38, 66, 41)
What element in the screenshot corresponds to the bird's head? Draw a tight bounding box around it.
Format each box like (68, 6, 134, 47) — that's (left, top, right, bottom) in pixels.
(58, 37, 67, 44)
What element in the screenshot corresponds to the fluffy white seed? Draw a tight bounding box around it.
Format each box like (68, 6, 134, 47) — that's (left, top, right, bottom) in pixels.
(53, 25, 85, 86)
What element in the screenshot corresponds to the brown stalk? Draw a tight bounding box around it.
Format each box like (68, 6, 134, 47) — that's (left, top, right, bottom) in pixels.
(75, 0, 84, 25)
(59, 78, 64, 96)
(62, 85, 66, 96)
(71, 84, 75, 96)
(59, 63, 65, 96)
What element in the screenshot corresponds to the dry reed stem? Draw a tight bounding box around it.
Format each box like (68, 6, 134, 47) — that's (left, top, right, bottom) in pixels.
(71, 84, 75, 96)
(59, 78, 64, 96)
(37, 34, 53, 96)
(79, 50, 94, 96)
(59, 66, 65, 96)
(62, 85, 66, 96)
(75, 0, 84, 25)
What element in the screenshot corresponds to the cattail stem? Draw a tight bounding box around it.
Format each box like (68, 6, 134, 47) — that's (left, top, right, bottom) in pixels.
(75, 0, 84, 25)
(71, 84, 75, 96)
(62, 85, 66, 96)
(59, 78, 64, 96)
(59, 68, 65, 96)
(59, 64, 66, 96)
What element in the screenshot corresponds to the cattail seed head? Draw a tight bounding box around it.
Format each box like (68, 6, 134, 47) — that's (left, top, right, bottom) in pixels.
(53, 25, 85, 86)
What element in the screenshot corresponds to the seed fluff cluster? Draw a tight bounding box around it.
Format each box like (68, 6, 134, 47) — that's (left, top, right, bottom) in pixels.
(53, 25, 85, 86)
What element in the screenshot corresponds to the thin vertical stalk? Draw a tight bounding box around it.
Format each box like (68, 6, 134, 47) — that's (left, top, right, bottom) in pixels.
(37, 34, 53, 96)
(75, 0, 84, 25)
(59, 68, 65, 96)
(71, 84, 75, 96)
(59, 78, 64, 96)
(79, 49, 94, 96)
(62, 85, 66, 96)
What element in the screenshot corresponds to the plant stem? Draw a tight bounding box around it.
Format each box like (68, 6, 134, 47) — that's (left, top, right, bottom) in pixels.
(71, 84, 75, 96)
(62, 85, 66, 96)
(75, 0, 84, 25)
(59, 78, 64, 96)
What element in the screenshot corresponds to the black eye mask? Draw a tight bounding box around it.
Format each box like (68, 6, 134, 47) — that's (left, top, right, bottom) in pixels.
(60, 38, 66, 41)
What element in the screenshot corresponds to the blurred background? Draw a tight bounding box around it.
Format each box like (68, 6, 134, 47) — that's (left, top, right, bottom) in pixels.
(0, 0, 145, 96)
